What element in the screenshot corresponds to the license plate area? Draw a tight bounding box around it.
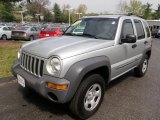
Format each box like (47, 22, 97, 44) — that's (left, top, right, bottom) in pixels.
(17, 74, 25, 88)
(46, 34, 49, 36)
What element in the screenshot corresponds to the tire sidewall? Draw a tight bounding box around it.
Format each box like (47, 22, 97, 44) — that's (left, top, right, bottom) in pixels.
(76, 74, 105, 119)
(1, 35, 7, 40)
(29, 36, 34, 41)
(135, 55, 149, 77)
(140, 55, 149, 75)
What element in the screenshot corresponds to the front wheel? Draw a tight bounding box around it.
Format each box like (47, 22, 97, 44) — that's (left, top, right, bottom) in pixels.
(134, 55, 149, 77)
(69, 74, 105, 119)
(29, 36, 34, 41)
(1, 35, 7, 40)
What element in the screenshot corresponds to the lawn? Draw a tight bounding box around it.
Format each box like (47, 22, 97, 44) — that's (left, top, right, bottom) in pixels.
(0, 40, 22, 78)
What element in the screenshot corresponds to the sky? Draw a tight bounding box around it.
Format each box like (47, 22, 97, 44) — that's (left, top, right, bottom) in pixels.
(50, 0, 159, 13)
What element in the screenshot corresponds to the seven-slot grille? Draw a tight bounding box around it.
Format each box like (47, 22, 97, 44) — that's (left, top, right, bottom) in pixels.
(20, 53, 44, 77)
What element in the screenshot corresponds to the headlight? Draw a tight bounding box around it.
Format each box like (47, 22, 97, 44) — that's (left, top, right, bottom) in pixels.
(46, 58, 62, 75)
(17, 49, 21, 59)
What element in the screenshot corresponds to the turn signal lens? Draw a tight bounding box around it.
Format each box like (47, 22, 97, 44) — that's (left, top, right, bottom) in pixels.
(47, 83, 68, 90)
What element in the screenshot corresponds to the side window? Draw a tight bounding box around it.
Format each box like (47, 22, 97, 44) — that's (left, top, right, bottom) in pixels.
(34, 27, 39, 31)
(134, 20, 145, 39)
(143, 22, 151, 37)
(121, 19, 134, 39)
(31, 27, 36, 31)
(3, 27, 10, 31)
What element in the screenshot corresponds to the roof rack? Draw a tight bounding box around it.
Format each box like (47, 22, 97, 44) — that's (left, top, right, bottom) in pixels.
(126, 12, 143, 18)
(127, 13, 133, 16)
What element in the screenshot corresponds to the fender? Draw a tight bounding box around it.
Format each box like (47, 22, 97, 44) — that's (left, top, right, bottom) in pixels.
(144, 47, 152, 58)
(64, 56, 111, 102)
(140, 47, 152, 64)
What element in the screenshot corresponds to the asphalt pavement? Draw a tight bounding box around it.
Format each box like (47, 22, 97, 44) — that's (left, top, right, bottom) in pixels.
(0, 38, 160, 120)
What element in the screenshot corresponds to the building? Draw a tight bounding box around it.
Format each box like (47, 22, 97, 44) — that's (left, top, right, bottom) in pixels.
(147, 20, 160, 32)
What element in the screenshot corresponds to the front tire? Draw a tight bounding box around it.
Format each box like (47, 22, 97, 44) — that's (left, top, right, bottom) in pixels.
(1, 34, 7, 40)
(134, 55, 149, 77)
(69, 74, 105, 119)
(29, 36, 34, 41)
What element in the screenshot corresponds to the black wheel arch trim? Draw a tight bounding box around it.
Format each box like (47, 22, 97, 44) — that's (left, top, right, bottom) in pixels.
(143, 47, 152, 59)
(138, 47, 152, 67)
(64, 56, 111, 102)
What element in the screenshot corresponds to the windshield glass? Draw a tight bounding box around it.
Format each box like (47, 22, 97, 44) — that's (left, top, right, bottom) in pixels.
(45, 27, 57, 31)
(65, 18, 118, 40)
(17, 27, 29, 31)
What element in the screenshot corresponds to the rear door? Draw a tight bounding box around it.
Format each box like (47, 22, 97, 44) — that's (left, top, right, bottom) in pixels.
(111, 19, 139, 80)
(132, 19, 147, 65)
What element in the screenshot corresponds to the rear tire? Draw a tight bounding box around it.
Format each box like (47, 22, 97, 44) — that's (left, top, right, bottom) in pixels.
(134, 55, 149, 77)
(69, 74, 105, 119)
(1, 34, 7, 40)
(29, 36, 34, 41)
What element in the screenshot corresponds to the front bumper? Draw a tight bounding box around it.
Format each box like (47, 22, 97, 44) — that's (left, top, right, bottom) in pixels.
(12, 60, 70, 103)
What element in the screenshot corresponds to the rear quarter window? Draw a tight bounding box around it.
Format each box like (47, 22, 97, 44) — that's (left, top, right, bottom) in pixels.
(143, 21, 151, 37)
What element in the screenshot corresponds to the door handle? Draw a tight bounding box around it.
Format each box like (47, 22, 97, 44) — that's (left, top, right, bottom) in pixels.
(144, 41, 148, 44)
(132, 44, 137, 48)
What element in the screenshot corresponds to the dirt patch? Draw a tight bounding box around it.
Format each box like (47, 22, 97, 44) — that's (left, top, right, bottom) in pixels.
(0, 40, 22, 48)
(0, 80, 17, 87)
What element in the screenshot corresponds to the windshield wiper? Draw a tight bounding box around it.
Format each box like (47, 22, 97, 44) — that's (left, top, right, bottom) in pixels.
(82, 33, 98, 39)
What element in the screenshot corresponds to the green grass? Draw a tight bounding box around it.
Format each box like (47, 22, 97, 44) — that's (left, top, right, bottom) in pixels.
(0, 41, 22, 78)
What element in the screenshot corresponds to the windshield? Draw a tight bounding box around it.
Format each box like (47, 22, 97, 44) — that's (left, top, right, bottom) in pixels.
(17, 27, 29, 31)
(45, 27, 57, 31)
(65, 18, 118, 40)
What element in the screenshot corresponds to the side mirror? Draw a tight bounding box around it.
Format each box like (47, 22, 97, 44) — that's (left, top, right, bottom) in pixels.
(122, 34, 137, 43)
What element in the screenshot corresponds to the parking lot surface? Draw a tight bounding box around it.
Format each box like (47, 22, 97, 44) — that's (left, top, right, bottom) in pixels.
(0, 38, 160, 120)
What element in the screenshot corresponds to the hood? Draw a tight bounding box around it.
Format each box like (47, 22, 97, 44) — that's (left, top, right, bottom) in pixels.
(22, 36, 114, 59)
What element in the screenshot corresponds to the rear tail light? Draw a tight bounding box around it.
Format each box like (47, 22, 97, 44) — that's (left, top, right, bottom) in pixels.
(23, 32, 27, 37)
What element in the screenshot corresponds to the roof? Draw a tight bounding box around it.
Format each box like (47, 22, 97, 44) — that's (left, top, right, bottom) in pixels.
(83, 15, 143, 20)
(84, 15, 121, 19)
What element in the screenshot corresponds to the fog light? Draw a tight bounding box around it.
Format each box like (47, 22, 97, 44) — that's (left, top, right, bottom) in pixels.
(47, 83, 68, 90)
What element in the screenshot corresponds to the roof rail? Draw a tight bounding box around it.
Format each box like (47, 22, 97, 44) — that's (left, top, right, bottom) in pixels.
(127, 13, 133, 16)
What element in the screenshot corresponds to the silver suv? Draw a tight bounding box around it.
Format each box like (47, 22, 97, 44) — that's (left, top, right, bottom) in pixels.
(12, 15, 152, 119)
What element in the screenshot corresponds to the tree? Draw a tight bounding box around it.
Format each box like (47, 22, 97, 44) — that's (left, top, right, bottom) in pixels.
(26, 0, 50, 22)
(126, 0, 145, 16)
(154, 4, 160, 19)
(0, 2, 16, 22)
(76, 4, 87, 15)
(117, 0, 145, 16)
(143, 3, 153, 19)
(117, 0, 128, 14)
(42, 8, 53, 22)
(61, 4, 70, 23)
(1, 0, 22, 2)
(53, 3, 62, 22)
(29, 0, 49, 6)
(0, 0, 24, 22)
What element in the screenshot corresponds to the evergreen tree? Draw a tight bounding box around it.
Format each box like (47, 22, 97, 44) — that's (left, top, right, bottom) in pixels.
(143, 3, 153, 19)
(154, 4, 160, 19)
(53, 3, 62, 23)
